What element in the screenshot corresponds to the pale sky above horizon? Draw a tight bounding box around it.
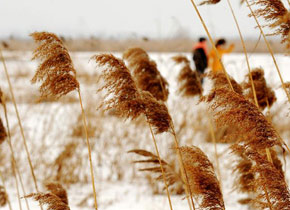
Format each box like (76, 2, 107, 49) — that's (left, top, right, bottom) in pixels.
(0, 0, 279, 40)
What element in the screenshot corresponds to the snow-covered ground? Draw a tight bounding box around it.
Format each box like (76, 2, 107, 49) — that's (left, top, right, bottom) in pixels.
(0, 51, 290, 210)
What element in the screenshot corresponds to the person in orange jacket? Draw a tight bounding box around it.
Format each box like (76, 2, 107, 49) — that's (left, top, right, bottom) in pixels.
(208, 39, 234, 73)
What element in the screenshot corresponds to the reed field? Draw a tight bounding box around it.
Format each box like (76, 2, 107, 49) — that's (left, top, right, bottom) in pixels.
(0, 0, 290, 210)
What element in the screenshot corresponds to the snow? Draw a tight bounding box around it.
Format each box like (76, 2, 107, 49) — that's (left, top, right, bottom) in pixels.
(0, 51, 290, 210)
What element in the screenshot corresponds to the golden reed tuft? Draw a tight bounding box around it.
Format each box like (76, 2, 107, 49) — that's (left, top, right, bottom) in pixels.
(0, 186, 8, 207)
(123, 48, 169, 101)
(203, 87, 281, 150)
(250, 0, 290, 49)
(172, 55, 202, 97)
(30, 32, 79, 99)
(93, 54, 172, 134)
(243, 68, 276, 110)
(25, 182, 70, 210)
(179, 146, 225, 210)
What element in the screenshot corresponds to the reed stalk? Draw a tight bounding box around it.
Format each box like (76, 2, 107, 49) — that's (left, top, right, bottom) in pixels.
(170, 126, 195, 210)
(77, 89, 98, 210)
(1, 96, 30, 210)
(148, 122, 173, 210)
(189, 0, 234, 91)
(208, 119, 222, 184)
(0, 48, 43, 210)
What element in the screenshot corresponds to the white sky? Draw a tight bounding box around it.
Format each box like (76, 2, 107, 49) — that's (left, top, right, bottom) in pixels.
(0, 0, 276, 40)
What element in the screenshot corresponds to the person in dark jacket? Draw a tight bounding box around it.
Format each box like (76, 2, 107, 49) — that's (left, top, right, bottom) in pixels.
(192, 37, 208, 84)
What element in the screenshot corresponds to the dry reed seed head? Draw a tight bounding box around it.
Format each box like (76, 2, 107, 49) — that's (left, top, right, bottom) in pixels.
(0, 88, 3, 105)
(93, 54, 145, 119)
(123, 47, 149, 63)
(199, 0, 221, 5)
(203, 87, 281, 151)
(177, 61, 202, 97)
(25, 182, 70, 210)
(245, 148, 290, 210)
(123, 48, 169, 101)
(243, 68, 277, 110)
(179, 146, 225, 210)
(171, 55, 191, 65)
(44, 181, 69, 205)
(250, 0, 290, 49)
(25, 193, 70, 210)
(0, 186, 8, 207)
(141, 91, 172, 134)
(0, 118, 7, 145)
(30, 32, 79, 99)
(207, 72, 243, 95)
(232, 148, 257, 194)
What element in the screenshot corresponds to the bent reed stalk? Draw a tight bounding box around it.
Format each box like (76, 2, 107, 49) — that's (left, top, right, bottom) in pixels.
(0, 48, 43, 210)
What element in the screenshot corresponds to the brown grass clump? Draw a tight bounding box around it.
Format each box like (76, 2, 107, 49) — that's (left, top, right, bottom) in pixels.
(25, 182, 70, 210)
(0, 186, 8, 207)
(123, 48, 169, 101)
(30, 32, 79, 99)
(172, 55, 202, 97)
(0, 119, 7, 145)
(250, 0, 290, 49)
(243, 68, 276, 110)
(203, 87, 281, 150)
(207, 72, 243, 95)
(179, 146, 225, 210)
(128, 149, 184, 194)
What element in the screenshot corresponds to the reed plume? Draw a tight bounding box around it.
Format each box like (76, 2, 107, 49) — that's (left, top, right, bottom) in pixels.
(25, 182, 70, 210)
(123, 48, 169, 101)
(243, 68, 276, 110)
(94, 53, 174, 210)
(172, 55, 202, 97)
(250, 0, 290, 49)
(128, 149, 184, 194)
(0, 186, 8, 207)
(30, 32, 79, 99)
(246, 148, 290, 209)
(141, 91, 172, 134)
(93, 54, 145, 119)
(203, 87, 281, 151)
(207, 72, 243, 95)
(179, 146, 225, 210)
(199, 0, 220, 5)
(31, 31, 98, 210)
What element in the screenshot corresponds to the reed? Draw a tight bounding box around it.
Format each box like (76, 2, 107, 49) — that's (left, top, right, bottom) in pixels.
(93, 54, 174, 210)
(0, 48, 42, 210)
(179, 146, 225, 210)
(0, 90, 30, 210)
(30, 31, 98, 210)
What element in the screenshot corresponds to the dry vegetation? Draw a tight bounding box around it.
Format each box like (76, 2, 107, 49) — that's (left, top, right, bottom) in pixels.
(0, 0, 290, 209)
